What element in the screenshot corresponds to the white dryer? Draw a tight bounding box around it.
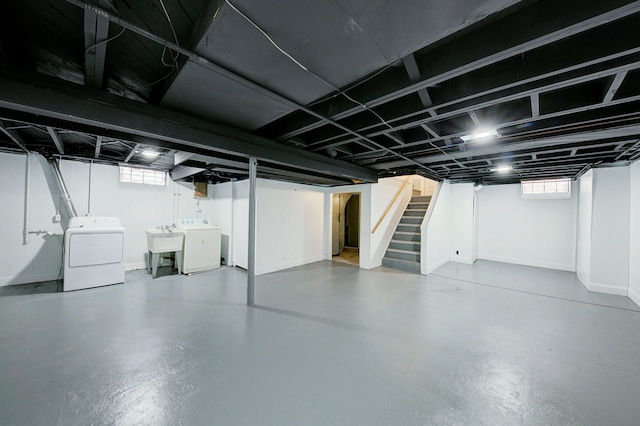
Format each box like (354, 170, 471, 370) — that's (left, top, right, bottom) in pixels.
(64, 217, 126, 291)
(175, 218, 221, 274)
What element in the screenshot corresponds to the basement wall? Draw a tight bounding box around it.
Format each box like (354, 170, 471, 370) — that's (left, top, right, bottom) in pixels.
(576, 167, 631, 296)
(422, 181, 451, 274)
(629, 161, 640, 306)
(576, 170, 593, 286)
(589, 167, 630, 295)
(254, 179, 324, 275)
(0, 152, 217, 286)
(476, 182, 578, 271)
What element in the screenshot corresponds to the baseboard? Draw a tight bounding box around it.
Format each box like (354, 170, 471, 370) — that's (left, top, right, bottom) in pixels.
(589, 282, 629, 297)
(425, 256, 450, 275)
(576, 274, 590, 291)
(0, 272, 60, 287)
(479, 254, 575, 272)
(257, 255, 326, 276)
(449, 256, 474, 265)
(126, 262, 147, 271)
(628, 287, 640, 307)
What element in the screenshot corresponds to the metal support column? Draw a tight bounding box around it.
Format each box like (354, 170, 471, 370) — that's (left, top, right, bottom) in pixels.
(247, 157, 257, 307)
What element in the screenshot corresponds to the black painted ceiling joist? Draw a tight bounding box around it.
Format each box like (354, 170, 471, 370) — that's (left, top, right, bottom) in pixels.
(0, 67, 378, 183)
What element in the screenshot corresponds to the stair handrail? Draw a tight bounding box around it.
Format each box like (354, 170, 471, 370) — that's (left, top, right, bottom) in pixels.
(372, 176, 411, 234)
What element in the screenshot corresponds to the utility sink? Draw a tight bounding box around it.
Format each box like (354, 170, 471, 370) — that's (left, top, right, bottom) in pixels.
(145, 228, 184, 253)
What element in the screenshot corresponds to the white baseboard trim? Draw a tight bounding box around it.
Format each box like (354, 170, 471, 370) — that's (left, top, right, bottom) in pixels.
(0, 272, 60, 287)
(126, 262, 147, 271)
(479, 254, 575, 272)
(449, 256, 474, 265)
(589, 282, 629, 297)
(257, 255, 326, 276)
(425, 257, 450, 275)
(628, 288, 640, 307)
(576, 274, 590, 291)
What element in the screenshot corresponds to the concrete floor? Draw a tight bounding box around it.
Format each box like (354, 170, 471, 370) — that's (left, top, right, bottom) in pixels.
(1, 260, 639, 425)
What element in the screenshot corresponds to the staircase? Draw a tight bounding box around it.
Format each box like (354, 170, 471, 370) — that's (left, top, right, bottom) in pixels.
(382, 196, 430, 273)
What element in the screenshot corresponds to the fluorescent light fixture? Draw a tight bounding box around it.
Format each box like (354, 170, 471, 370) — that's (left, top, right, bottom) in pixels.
(461, 128, 499, 142)
(493, 165, 512, 174)
(142, 150, 159, 158)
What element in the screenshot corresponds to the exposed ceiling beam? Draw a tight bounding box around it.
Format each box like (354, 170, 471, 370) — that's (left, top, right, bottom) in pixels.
(273, 1, 640, 142)
(124, 143, 140, 163)
(469, 111, 482, 127)
(531, 93, 540, 117)
(421, 124, 440, 139)
(150, 0, 225, 103)
(83, 0, 111, 88)
(615, 139, 640, 160)
(0, 68, 378, 182)
(603, 70, 628, 103)
(371, 125, 640, 169)
(63, 0, 428, 176)
(387, 132, 405, 146)
(174, 153, 351, 185)
(46, 127, 64, 154)
(402, 53, 433, 108)
(319, 67, 640, 153)
(308, 52, 640, 150)
(94, 135, 102, 158)
(0, 121, 29, 153)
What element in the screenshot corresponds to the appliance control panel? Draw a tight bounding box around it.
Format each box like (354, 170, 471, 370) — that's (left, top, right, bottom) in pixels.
(176, 218, 211, 226)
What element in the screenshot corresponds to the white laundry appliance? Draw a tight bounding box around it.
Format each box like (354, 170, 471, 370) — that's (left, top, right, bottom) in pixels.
(175, 218, 221, 274)
(63, 217, 126, 291)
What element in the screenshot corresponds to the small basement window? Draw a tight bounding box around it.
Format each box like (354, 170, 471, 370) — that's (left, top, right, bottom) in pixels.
(119, 166, 166, 186)
(521, 178, 571, 199)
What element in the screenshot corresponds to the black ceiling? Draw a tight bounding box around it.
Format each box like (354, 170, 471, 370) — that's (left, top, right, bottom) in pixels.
(1, 0, 640, 185)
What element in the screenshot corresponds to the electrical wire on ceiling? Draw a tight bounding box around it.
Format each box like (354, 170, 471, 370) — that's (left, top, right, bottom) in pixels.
(84, 26, 126, 57)
(305, 60, 400, 108)
(223, 0, 440, 177)
(144, 0, 182, 87)
(225, 0, 393, 131)
(158, 0, 180, 65)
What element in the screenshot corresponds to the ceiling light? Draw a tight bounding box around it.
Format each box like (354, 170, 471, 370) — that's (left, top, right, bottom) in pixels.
(142, 150, 159, 158)
(461, 128, 499, 142)
(493, 165, 512, 174)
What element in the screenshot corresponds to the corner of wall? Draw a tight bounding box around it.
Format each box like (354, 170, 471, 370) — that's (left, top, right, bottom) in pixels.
(628, 287, 640, 308)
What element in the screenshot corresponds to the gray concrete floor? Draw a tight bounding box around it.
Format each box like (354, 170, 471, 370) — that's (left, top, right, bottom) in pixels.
(1, 260, 639, 425)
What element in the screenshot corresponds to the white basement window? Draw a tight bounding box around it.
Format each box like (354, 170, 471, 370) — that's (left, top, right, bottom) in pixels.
(119, 166, 166, 186)
(521, 178, 571, 199)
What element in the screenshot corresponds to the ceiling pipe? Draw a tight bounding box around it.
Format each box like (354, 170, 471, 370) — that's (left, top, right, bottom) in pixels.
(49, 159, 78, 218)
(62, 0, 438, 178)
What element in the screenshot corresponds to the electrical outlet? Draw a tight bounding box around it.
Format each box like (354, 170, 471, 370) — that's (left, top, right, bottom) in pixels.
(52, 214, 61, 223)
(456, 250, 459, 255)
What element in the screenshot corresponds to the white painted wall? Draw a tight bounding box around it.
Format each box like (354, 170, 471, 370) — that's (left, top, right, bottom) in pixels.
(254, 179, 325, 275)
(589, 167, 630, 295)
(231, 180, 249, 269)
(0, 153, 220, 286)
(629, 162, 640, 306)
(422, 181, 451, 274)
(0, 154, 64, 286)
(449, 183, 475, 264)
(208, 182, 234, 265)
(476, 182, 578, 271)
(576, 170, 593, 287)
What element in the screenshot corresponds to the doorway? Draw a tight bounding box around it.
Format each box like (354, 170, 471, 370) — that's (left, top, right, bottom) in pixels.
(332, 193, 360, 266)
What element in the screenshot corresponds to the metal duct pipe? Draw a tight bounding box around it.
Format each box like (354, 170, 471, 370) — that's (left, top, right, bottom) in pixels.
(49, 159, 78, 218)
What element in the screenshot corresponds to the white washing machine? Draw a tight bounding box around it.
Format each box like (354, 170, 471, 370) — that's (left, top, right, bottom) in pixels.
(64, 217, 126, 291)
(175, 218, 221, 274)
